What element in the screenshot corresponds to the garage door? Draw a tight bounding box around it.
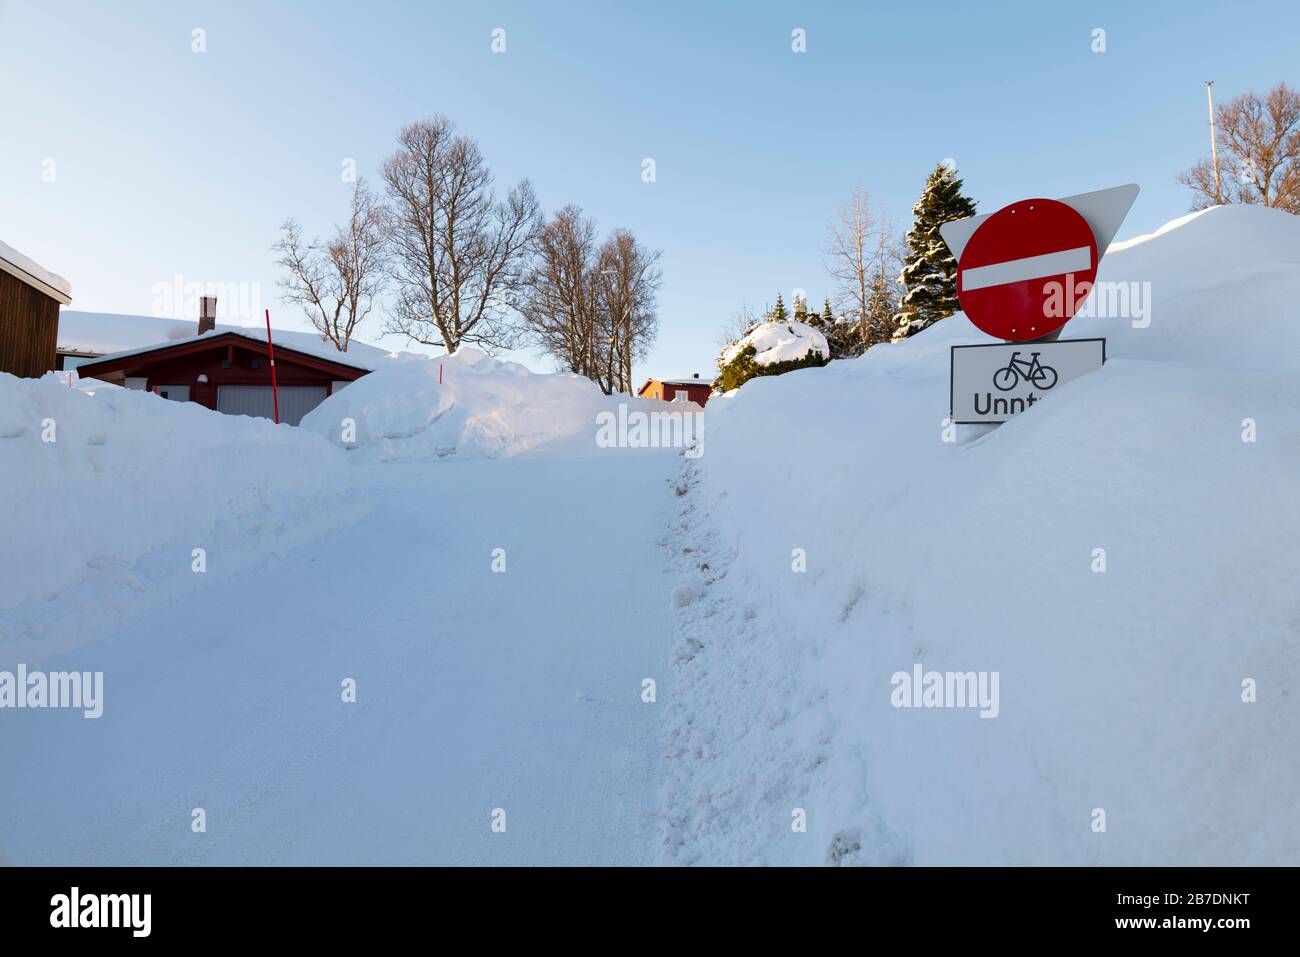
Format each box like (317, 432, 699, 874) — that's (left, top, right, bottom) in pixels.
(216, 385, 328, 427)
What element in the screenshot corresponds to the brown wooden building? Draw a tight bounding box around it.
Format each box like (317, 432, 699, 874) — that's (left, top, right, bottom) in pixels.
(637, 375, 712, 407)
(75, 330, 372, 426)
(0, 241, 72, 377)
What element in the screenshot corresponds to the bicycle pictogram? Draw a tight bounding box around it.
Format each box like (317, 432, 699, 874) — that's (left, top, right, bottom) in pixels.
(992, 351, 1058, 392)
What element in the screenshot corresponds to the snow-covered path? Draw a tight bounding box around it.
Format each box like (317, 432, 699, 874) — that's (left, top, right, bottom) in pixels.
(0, 451, 679, 865)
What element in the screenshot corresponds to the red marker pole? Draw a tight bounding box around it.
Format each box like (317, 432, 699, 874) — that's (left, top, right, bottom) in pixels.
(265, 308, 280, 424)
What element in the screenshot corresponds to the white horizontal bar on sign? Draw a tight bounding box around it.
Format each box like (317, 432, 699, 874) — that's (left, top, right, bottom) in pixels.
(961, 246, 1092, 291)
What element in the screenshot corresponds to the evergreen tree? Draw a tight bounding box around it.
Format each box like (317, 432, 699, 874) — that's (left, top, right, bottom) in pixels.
(892, 163, 977, 340)
(815, 299, 860, 360)
(803, 297, 830, 335)
(770, 292, 788, 323)
(792, 294, 810, 324)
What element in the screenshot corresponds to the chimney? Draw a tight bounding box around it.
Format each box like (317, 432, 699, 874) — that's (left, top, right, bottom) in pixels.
(198, 296, 217, 335)
(693, 372, 700, 379)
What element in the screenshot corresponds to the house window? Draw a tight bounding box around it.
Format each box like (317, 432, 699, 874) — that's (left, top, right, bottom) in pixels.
(154, 385, 191, 402)
(674, 390, 688, 402)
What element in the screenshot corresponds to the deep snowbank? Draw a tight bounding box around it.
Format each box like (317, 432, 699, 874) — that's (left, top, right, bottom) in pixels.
(0, 376, 363, 661)
(663, 205, 1300, 865)
(301, 347, 674, 461)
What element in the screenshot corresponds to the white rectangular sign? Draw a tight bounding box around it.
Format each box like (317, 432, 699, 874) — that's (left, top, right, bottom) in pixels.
(950, 338, 1105, 424)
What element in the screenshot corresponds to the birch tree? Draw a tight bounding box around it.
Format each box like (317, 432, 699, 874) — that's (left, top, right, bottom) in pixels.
(825, 183, 876, 351)
(825, 184, 904, 352)
(1178, 82, 1300, 212)
(594, 229, 662, 394)
(273, 179, 387, 351)
(519, 206, 600, 375)
(522, 211, 661, 394)
(382, 116, 541, 352)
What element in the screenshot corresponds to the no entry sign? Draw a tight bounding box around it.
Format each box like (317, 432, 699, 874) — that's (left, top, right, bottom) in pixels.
(956, 199, 1096, 341)
(936, 185, 1137, 425)
(939, 184, 1139, 343)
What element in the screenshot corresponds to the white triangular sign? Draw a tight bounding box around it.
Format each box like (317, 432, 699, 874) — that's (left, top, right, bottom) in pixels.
(939, 183, 1140, 262)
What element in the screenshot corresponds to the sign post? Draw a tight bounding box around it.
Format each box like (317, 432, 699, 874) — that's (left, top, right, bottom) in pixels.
(939, 184, 1138, 423)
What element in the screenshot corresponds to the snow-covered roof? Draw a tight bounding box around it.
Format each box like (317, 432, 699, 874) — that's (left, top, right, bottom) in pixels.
(80, 328, 380, 373)
(0, 239, 71, 304)
(654, 377, 709, 386)
(60, 311, 390, 370)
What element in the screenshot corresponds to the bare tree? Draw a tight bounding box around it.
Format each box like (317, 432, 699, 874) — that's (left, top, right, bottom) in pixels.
(273, 179, 387, 351)
(521, 211, 661, 394)
(716, 302, 759, 350)
(594, 229, 662, 394)
(825, 185, 903, 352)
(382, 116, 541, 353)
(867, 216, 907, 347)
(520, 206, 601, 375)
(1178, 82, 1300, 212)
(825, 183, 878, 350)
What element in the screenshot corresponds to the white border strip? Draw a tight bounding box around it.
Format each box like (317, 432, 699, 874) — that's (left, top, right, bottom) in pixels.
(960, 246, 1091, 292)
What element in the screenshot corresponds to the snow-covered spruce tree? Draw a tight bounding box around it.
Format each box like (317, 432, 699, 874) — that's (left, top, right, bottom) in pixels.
(770, 292, 788, 323)
(892, 163, 977, 340)
(803, 297, 840, 348)
(820, 299, 865, 359)
(792, 294, 810, 323)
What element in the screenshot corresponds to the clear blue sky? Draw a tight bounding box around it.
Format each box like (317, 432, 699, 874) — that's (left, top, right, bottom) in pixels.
(3, 0, 1297, 380)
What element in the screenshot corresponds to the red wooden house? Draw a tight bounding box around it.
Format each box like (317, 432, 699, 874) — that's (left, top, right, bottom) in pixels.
(637, 374, 712, 407)
(75, 328, 372, 426)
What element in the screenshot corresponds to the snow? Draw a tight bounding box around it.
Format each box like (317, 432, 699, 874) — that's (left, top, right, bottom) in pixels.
(0, 239, 71, 300)
(661, 204, 1300, 865)
(0, 342, 682, 864)
(58, 311, 393, 368)
(0, 424, 678, 866)
(300, 347, 671, 460)
(722, 318, 829, 366)
(0, 374, 364, 661)
(1106, 206, 1213, 253)
(2, 203, 1297, 866)
(37, 369, 117, 394)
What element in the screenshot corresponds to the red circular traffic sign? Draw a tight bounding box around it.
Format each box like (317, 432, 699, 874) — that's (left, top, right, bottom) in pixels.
(957, 198, 1097, 341)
